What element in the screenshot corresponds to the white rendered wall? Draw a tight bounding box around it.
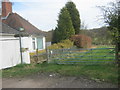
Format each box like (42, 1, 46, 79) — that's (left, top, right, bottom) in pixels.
(28, 36, 46, 52)
(0, 35, 31, 69)
(0, 36, 21, 69)
(43, 36, 46, 49)
(27, 36, 36, 52)
(27, 37, 33, 52)
(21, 37, 31, 64)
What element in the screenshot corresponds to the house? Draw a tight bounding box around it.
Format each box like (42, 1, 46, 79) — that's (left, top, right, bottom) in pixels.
(0, 0, 46, 69)
(2, 0, 46, 52)
(0, 21, 31, 69)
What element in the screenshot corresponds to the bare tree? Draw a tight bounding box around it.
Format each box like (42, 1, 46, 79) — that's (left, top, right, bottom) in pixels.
(98, 1, 120, 63)
(81, 21, 88, 30)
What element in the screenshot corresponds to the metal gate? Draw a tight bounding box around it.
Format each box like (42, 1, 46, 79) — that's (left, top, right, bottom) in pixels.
(48, 48, 115, 64)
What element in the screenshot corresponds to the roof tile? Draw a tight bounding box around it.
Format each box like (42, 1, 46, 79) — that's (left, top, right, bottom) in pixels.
(2, 13, 45, 36)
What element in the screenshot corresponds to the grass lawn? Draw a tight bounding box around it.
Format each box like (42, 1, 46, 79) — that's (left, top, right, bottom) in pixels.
(2, 63, 119, 84)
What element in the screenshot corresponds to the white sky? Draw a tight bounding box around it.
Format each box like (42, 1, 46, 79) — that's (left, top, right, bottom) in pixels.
(9, 0, 116, 31)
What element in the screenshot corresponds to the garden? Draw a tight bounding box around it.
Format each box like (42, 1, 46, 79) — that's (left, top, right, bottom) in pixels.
(2, 0, 120, 87)
(2, 42, 119, 85)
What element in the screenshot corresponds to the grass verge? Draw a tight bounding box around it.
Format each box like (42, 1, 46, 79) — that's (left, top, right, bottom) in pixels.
(2, 63, 118, 84)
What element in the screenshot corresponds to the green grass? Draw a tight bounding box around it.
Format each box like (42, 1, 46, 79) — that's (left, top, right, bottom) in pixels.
(96, 45, 115, 48)
(2, 63, 119, 84)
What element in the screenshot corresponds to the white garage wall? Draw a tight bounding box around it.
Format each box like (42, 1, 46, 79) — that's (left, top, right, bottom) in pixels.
(0, 36, 21, 69)
(0, 35, 31, 69)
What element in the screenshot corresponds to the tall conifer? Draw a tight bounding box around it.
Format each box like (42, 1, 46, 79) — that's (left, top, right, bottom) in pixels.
(52, 7, 75, 43)
(65, 1, 81, 34)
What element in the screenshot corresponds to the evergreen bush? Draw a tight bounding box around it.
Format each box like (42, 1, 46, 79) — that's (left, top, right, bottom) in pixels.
(48, 39, 73, 49)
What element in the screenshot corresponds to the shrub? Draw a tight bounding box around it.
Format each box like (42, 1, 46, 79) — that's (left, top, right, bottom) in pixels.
(30, 50, 45, 56)
(48, 39, 73, 49)
(60, 39, 74, 48)
(48, 44, 60, 49)
(70, 34, 92, 48)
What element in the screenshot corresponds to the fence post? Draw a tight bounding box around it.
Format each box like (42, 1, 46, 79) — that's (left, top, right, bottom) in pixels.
(47, 49, 50, 63)
(45, 44, 49, 63)
(36, 48, 39, 63)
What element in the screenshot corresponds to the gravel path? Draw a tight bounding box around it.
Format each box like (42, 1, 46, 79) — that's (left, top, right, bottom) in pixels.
(2, 73, 118, 88)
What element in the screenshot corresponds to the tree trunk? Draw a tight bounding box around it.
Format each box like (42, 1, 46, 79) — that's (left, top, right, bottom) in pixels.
(115, 42, 120, 87)
(115, 42, 120, 64)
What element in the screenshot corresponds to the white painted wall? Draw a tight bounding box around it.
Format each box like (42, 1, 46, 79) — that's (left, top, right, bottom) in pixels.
(0, 34, 46, 69)
(27, 36, 46, 52)
(0, 35, 21, 69)
(0, 34, 31, 69)
(43, 36, 46, 49)
(22, 51, 30, 64)
(21, 37, 31, 64)
(27, 37, 34, 52)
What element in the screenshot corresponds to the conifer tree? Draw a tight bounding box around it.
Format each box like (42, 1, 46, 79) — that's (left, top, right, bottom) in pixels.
(52, 28, 60, 43)
(65, 1, 81, 34)
(52, 7, 75, 43)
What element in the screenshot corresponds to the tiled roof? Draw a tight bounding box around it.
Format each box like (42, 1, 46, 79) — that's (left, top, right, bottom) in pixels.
(0, 21, 19, 34)
(2, 13, 45, 36)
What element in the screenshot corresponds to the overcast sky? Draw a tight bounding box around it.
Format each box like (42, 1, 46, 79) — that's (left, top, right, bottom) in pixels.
(9, 0, 116, 31)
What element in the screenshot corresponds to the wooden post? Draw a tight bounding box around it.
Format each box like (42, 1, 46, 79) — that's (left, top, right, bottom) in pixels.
(36, 48, 39, 63)
(45, 41, 49, 63)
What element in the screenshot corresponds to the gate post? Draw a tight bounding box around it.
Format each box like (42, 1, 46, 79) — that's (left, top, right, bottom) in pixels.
(46, 49, 50, 63)
(45, 43, 49, 63)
